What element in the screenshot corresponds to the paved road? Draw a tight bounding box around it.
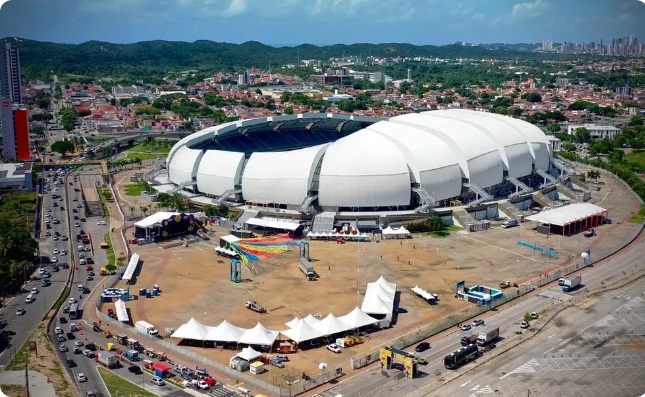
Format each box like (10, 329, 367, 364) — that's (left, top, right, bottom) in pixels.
(436, 277, 645, 397)
(325, 235, 645, 397)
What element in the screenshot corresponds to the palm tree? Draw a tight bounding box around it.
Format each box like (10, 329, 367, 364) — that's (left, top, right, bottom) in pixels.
(140, 205, 148, 218)
(129, 206, 135, 220)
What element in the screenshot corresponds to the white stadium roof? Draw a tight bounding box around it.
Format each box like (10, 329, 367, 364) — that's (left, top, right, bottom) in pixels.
(166, 110, 551, 210)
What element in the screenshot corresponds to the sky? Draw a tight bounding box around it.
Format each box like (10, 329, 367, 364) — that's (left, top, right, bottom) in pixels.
(0, 0, 644, 46)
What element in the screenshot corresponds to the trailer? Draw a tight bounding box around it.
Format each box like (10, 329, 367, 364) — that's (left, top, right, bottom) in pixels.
(126, 338, 140, 349)
(97, 351, 118, 368)
(562, 275, 581, 292)
(476, 326, 499, 346)
(299, 258, 315, 281)
(444, 344, 478, 370)
(135, 320, 159, 337)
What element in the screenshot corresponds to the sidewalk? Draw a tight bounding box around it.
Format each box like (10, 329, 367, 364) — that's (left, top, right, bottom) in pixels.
(0, 370, 56, 397)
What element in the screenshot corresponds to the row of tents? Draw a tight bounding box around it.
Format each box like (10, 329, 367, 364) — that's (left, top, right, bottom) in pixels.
(306, 232, 371, 241)
(170, 306, 380, 345)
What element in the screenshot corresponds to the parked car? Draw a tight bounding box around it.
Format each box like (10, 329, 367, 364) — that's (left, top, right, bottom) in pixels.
(520, 321, 530, 329)
(151, 377, 165, 386)
(74, 339, 84, 347)
(55, 327, 63, 335)
(326, 344, 341, 354)
(270, 358, 285, 368)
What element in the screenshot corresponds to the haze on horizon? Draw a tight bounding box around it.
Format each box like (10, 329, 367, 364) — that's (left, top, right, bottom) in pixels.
(0, 0, 644, 47)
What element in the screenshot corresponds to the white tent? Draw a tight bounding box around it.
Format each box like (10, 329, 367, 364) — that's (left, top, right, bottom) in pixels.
(338, 306, 379, 329)
(381, 225, 410, 239)
(365, 283, 395, 303)
(314, 313, 349, 336)
(411, 285, 437, 302)
(303, 314, 321, 326)
(114, 299, 129, 322)
(281, 321, 322, 343)
(376, 276, 397, 295)
(236, 346, 262, 361)
(206, 319, 245, 343)
(238, 322, 279, 346)
(170, 317, 207, 340)
(285, 316, 303, 328)
(0, 386, 9, 397)
(361, 293, 392, 315)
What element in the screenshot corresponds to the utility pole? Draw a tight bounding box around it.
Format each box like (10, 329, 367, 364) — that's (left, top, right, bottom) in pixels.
(25, 364, 30, 397)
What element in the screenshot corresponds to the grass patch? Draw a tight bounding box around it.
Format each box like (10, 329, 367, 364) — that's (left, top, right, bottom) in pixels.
(0, 384, 27, 396)
(629, 213, 645, 223)
(420, 225, 462, 238)
(625, 151, 645, 171)
(6, 323, 46, 370)
(97, 367, 157, 397)
(104, 232, 115, 267)
(53, 287, 71, 311)
(123, 152, 163, 161)
(124, 181, 151, 197)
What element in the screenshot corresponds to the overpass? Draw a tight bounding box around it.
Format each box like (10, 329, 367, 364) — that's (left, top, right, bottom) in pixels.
(46, 159, 109, 179)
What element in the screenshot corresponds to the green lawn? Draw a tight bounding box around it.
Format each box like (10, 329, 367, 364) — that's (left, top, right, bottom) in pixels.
(625, 151, 645, 171)
(124, 182, 149, 196)
(123, 152, 163, 161)
(104, 232, 115, 267)
(420, 225, 462, 238)
(6, 324, 47, 370)
(97, 367, 157, 397)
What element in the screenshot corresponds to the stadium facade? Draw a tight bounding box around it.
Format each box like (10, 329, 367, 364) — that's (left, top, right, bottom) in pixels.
(166, 110, 552, 213)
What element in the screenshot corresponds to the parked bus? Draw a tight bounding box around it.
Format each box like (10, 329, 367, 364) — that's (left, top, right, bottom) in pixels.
(69, 303, 80, 320)
(444, 343, 478, 370)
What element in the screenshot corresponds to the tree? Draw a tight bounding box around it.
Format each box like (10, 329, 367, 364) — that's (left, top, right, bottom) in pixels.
(284, 106, 294, 115)
(50, 140, 75, 156)
(631, 116, 643, 126)
(134, 106, 161, 116)
(523, 312, 533, 323)
(60, 107, 77, 132)
(574, 127, 591, 143)
(562, 142, 577, 152)
(521, 92, 542, 103)
(547, 123, 561, 133)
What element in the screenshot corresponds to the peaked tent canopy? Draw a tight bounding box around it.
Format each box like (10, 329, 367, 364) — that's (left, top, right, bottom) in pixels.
(281, 321, 323, 343)
(236, 346, 262, 361)
(361, 293, 392, 314)
(114, 298, 129, 322)
(170, 317, 207, 340)
(376, 276, 397, 295)
(238, 323, 279, 346)
(314, 313, 349, 336)
(206, 319, 245, 343)
(303, 314, 321, 326)
(338, 306, 379, 329)
(285, 317, 303, 329)
(365, 283, 395, 303)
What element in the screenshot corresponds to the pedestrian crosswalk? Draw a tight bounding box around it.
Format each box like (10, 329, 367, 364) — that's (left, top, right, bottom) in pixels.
(208, 385, 236, 397)
(538, 290, 572, 302)
(468, 384, 495, 396)
(499, 358, 539, 379)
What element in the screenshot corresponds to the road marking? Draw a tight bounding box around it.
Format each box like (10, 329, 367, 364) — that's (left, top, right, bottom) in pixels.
(469, 384, 480, 391)
(548, 334, 556, 339)
(500, 358, 539, 379)
(460, 380, 472, 387)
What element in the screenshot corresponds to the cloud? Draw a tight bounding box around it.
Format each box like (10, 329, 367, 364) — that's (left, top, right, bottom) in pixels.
(493, 0, 551, 25)
(222, 0, 246, 16)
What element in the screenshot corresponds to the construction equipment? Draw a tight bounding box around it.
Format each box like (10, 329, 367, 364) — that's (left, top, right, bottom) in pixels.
(245, 300, 266, 314)
(498, 281, 512, 289)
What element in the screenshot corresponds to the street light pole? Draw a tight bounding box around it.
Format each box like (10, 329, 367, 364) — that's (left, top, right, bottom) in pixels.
(202, 311, 207, 350)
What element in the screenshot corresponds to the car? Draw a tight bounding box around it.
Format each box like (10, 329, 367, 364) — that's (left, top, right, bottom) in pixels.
(74, 339, 84, 346)
(67, 332, 75, 340)
(197, 380, 210, 390)
(97, 221, 106, 225)
(86, 258, 94, 264)
(72, 197, 77, 201)
(415, 357, 429, 365)
(60, 206, 65, 211)
(85, 343, 97, 351)
(45, 231, 51, 236)
(84, 246, 91, 252)
(79, 253, 85, 259)
(83, 350, 95, 358)
(74, 223, 80, 227)
(77, 204, 82, 208)
(415, 342, 430, 352)
(472, 319, 485, 327)
(531, 312, 539, 319)
(15, 307, 25, 316)
(274, 354, 289, 362)
(80, 218, 86, 222)
(461, 324, 472, 331)
(52, 249, 59, 255)
(39, 268, 46, 274)
(86, 265, 93, 271)
(46, 208, 51, 212)
(42, 272, 51, 278)
(41, 279, 51, 287)
(76, 373, 87, 382)
(31, 287, 38, 294)
(520, 321, 530, 329)
(62, 306, 69, 313)
(57, 335, 66, 342)
(326, 344, 341, 354)
(85, 391, 97, 397)
(52, 236, 59, 241)
(51, 266, 59, 272)
(60, 249, 67, 255)
(86, 275, 93, 281)
(151, 377, 165, 386)
(58, 344, 68, 352)
(66, 359, 77, 368)
(72, 347, 82, 354)
(55, 327, 63, 334)
(59, 316, 68, 324)
(72, 208, 78, 213)
(50, 257, 58, 263)
(128, 365, 142, 374)
(269, 357, 285, 368)
(69, 297, 77, 304)
(62, 236, 69, 241)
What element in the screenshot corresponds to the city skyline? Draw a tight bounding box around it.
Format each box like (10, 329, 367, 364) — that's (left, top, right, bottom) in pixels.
(0, 0, 644, 46)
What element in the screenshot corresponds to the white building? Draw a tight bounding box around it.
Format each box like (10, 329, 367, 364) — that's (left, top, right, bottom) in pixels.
(0, 162, 33, 189)
(567, 124, 622, 140)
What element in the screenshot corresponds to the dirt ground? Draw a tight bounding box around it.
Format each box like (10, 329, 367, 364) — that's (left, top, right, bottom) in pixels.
(105, 166, 640, 385)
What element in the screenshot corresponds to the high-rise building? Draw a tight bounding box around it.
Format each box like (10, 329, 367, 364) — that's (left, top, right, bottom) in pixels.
(0, 42, 22, 104)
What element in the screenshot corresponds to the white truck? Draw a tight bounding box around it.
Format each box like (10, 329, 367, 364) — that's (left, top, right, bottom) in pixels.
(476, 326, 499, 346)
(97, 351, 118, 368)
(561, 275, 581, 292)
(299, 258, 315, 281)
(135, 320, 159, 337)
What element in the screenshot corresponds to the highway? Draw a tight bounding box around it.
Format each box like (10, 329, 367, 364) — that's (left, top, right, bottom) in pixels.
(323, 233, 645, 397)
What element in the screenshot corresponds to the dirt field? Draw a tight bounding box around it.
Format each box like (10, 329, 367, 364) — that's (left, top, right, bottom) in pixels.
(105, 167, 640, 384)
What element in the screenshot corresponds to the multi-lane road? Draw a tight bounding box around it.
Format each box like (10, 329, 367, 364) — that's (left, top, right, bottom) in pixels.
(321, 233, 645, 397)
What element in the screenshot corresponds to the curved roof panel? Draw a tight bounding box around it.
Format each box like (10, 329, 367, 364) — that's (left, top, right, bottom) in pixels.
(168, 146, 203, 185)
(318, 130, 411, 207)
(196, 150, 245, 196)
(242, 144, 329, 206)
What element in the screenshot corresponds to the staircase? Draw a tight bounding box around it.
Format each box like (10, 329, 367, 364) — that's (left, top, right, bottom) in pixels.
(556, 183, 580, 202)
(464, 182, 493, 206)
(300, 194, 318, 214)
(506, 177, 533, 198)
(453, 208, 477, 229)
(532, 191, 552, 208)
(498, 201, 521, 221)
(235, 209, 259, 228)
(312, 211, 336, 233)
(536, 169, 558, 188)
(170, 180, 197, 193)
(412, 187, 436, 212)
(215, 189, 242, 206)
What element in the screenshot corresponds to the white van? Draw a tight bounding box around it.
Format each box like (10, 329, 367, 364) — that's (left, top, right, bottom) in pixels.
(25, 294, 35, 303)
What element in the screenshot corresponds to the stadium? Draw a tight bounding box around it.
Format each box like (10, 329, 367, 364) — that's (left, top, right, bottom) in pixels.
(165, 109, 553, 217)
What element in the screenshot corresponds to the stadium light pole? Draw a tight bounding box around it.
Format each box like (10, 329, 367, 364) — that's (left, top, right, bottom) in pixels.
(202, 311, 207, 350)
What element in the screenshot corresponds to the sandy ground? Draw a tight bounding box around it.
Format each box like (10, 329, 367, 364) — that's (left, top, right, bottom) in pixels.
(105, 167, 640, 385)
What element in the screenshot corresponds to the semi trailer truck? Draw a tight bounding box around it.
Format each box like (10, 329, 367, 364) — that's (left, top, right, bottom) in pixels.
(561, 275, 581, 292)
(135, 320, 159, 337)
(476, 326, 499, 346)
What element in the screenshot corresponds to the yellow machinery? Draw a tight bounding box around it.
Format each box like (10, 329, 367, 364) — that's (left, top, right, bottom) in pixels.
(379, 346, 417, 379)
